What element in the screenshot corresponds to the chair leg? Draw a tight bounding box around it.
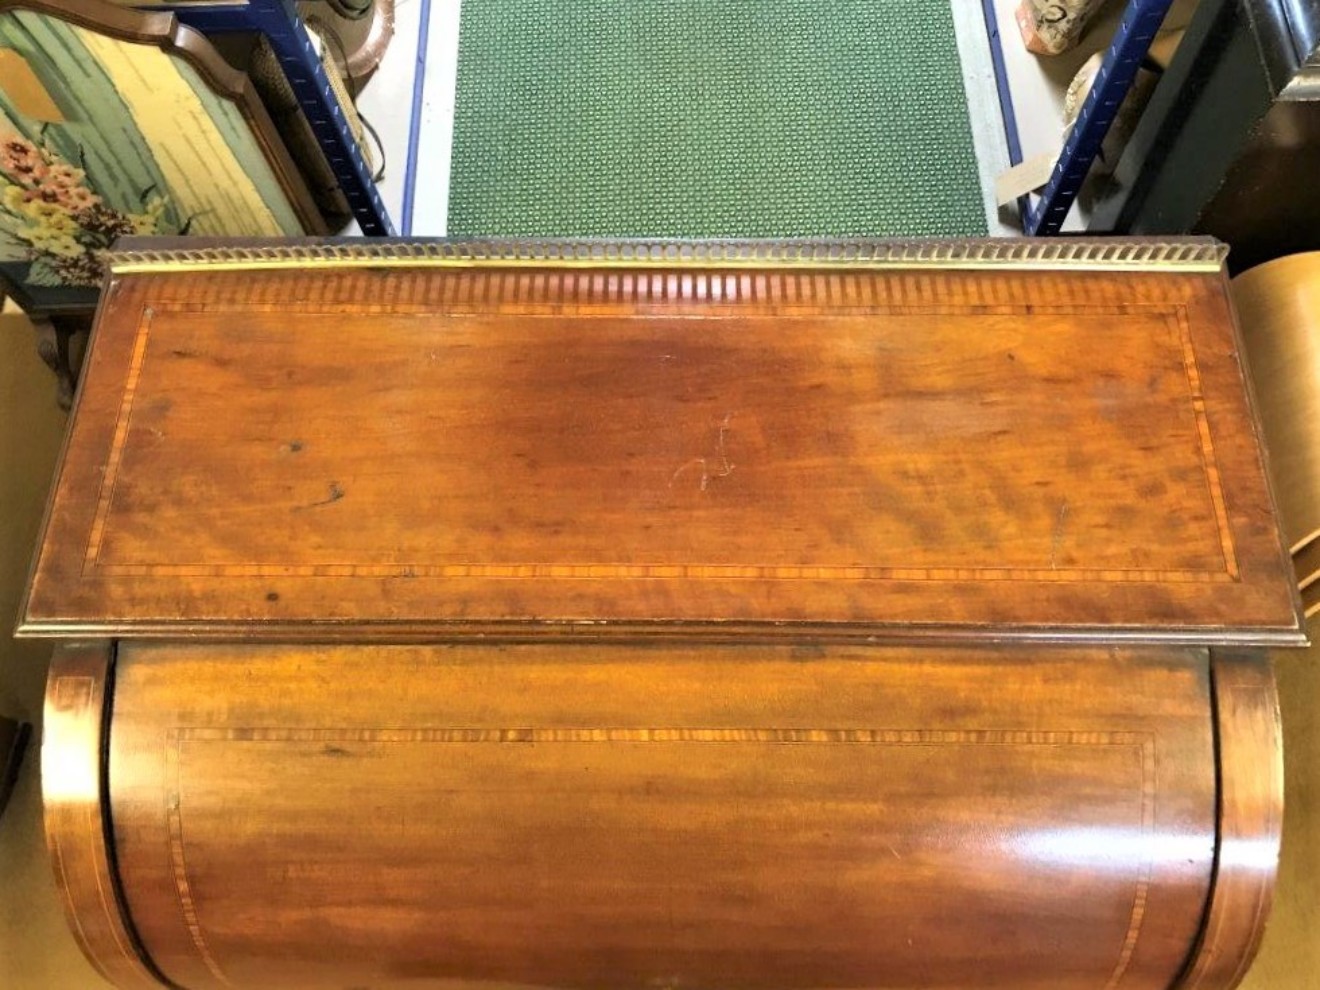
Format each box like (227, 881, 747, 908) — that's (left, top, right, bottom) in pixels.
(31, 315, 88, 410)
(0, 717, 31, 822)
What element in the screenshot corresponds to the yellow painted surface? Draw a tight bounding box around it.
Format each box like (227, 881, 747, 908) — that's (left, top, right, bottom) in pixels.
(0, 49, 65, 123)
(73, 27, 285, 237)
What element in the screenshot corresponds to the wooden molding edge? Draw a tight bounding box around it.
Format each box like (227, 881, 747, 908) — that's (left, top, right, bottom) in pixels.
(12, 618, 1312, 648)
(105, 236, 1231, 275)
(1173, 651, 1284, 989)
(42, 641, 171, 990)
(0, 0, 329, 235)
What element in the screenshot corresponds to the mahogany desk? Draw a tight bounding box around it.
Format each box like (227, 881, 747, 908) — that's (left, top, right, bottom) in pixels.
(19, 238, 1306, 990)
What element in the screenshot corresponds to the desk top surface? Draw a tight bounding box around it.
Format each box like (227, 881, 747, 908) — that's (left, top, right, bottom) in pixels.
(19, 239, 1305, 645)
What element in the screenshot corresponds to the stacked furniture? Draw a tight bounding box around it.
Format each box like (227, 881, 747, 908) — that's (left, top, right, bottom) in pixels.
(143, 0, 391, 235)
(0, 0, 389, 402)
(1090, 0, 1320, 270)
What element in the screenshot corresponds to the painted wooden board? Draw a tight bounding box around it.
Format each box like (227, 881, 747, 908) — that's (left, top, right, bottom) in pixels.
(0, 0, 319, 312)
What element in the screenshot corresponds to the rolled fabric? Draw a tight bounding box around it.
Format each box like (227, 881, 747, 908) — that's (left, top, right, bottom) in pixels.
(297, 0, 395, 82)
(1016, 0, 1112, 55)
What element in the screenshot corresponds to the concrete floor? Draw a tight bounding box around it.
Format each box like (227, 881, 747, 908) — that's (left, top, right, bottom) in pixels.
(0, 308, 1316, 987)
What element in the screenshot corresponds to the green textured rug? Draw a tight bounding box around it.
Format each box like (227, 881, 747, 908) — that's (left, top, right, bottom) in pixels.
(447, 0, 986, 238)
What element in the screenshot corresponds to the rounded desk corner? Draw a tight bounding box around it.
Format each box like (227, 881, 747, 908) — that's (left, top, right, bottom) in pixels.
(1175, 651, 1284, 990)
(42, 641, 168, 990)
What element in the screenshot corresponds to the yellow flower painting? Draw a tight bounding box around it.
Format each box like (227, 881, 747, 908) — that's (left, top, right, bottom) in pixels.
(0, 132, 176, 287)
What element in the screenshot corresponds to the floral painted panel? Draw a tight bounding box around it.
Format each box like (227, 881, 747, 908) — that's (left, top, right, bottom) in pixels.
(1, 132, 170, 289)
(0, 11, 304, 310)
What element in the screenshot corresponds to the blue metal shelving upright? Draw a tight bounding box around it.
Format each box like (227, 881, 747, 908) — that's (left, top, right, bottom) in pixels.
(1022, 0, 1175, 236)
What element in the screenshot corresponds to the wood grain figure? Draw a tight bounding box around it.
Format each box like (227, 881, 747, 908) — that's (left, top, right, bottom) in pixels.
(18, 239, 1304, 644)
(25, 238, 1305, 990)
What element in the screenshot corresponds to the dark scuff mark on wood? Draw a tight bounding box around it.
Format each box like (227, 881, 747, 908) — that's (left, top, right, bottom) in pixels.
(294, 481, 345, 511)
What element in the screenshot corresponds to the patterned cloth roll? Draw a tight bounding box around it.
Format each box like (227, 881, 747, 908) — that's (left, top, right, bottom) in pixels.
(1016, 0, 1111, 55)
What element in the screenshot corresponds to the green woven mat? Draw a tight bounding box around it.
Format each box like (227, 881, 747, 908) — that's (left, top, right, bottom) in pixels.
(447, 0, 986, 238)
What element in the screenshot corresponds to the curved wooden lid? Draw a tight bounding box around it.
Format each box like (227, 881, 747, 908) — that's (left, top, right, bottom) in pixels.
(19, 238, 1306, 644)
